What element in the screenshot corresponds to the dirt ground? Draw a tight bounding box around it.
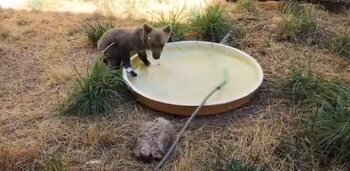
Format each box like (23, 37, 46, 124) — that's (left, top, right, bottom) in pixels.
(0, 1, 349, 171)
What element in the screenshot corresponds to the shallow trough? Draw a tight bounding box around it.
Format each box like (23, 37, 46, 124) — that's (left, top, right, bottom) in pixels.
(123, 41, 264, 116)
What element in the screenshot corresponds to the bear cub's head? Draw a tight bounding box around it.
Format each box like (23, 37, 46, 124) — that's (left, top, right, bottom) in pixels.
(143, 24, 172, 60)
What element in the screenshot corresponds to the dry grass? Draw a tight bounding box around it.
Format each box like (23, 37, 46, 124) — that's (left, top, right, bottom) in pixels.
(235, 0, 257, 13)
(1, 0, 350, 170)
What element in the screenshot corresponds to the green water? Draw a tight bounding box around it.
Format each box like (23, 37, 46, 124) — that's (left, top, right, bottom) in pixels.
(128, 45, 261, 105)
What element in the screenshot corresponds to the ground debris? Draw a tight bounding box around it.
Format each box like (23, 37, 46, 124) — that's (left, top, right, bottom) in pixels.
(134, 117, 175, 162)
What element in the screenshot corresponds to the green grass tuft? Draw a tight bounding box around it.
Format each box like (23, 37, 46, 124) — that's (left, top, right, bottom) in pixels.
(235, 0, 257, 13)
(189, 4, 230, 42)
(278, 69, 350, 168)
(310, 100, 350, 164)
(28, 0, 49, 10)
(153, 8, 189, 42)
(82, 20, 114, 48)
(282, 69, 350, 106)
(57, 60, 131, 116)
(278, 1, 322, 44)
(278, 0, 304, 15)
(332, 32, 350, 58)
(44, 156, 66, 171)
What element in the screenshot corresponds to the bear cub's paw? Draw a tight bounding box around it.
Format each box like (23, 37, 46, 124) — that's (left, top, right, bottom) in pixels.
(130, 71, 138, 77)
(144, 60, 151, 66)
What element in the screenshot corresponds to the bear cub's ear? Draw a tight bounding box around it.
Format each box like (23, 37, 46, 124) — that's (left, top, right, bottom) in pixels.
(143, 24, 153, 33)
(163, 25, 172, 34)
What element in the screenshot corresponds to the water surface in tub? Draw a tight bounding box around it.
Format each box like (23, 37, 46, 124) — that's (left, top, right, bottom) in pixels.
(128, 45, 260, 105)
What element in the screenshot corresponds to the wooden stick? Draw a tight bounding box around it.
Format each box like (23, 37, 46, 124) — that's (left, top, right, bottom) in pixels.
(220, 31, 232, 45)
(155, 79, 228, 170)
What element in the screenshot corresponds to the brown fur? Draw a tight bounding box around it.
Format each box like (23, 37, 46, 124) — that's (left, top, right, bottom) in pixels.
(97, 24, 172, 77)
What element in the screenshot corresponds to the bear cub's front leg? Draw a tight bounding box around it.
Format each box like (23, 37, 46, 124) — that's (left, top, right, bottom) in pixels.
(125, 51, 151, 77)
(137, 51, 151, 66)
(121, 52, 138, 77)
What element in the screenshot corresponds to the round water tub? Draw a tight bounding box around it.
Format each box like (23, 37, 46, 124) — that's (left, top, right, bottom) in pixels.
(123, 41, 264, 116)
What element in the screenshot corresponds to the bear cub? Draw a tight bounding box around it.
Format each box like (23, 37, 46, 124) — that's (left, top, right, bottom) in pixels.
(97, 24, 172, 77)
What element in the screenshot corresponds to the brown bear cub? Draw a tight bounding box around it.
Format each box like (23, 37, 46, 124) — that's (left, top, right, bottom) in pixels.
(97, 24, 172, 77)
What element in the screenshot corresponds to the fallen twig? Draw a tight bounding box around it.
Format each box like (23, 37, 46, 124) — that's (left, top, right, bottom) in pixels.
(155, 78, 228, 170)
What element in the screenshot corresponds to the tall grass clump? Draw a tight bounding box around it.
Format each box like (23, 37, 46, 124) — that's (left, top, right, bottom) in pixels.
(235, 0, 257, 13)
(332, 32, 350, 58)
(28, 0, 49, 10)
(277, 69, 350, 168)
(57, 60, 131, 116)
(278, 0, 304, 15)
(82, 20, 114, 47)
(44, 156, 67, 171)
(153, 8, 189, 42)
(278, 1, 322, 44)
(189, 4, 230, 42)
(282, 69, 350, 105)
